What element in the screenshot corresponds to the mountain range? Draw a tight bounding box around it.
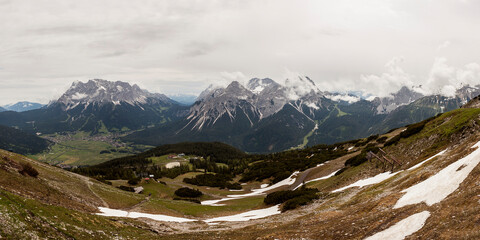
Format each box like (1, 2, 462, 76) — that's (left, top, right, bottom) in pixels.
(124, 77, 480, 152)
(0, 79, 187, 135)
(2, 102, 44, 112)
(1, 78, 479, 153)
(2, 96, 480, 239)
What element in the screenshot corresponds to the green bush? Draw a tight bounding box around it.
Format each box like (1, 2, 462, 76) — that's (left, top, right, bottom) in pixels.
(400, 121, 426, 138)
(264, 187, 319, 211)
(174, 187, 203, 198)
(282, 195, 317, 211)
(183, 174, 240, 189)
(334, 167, 347, 176)
(128, 178, 140, 185)
(366, 134, 379, 142)
(344, 152, 367, 167)
(376, 136, 388, 144)
(117, 186, 135, 192)
(383, 135, 401, 147)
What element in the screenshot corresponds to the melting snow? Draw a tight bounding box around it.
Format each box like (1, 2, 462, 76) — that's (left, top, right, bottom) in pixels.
(394, 141, 480, 209)
(97, 207, 195, 223)
(97, 205, 281, 224)
(165, 162, 181, 169)
(407, 149, 446, 171)
(204, 205, 281, 224)
(293, 169, 340, 190)
(332, 171, 401, 193)
(201, 171, 299, 206)
(364, 211, 430, 240)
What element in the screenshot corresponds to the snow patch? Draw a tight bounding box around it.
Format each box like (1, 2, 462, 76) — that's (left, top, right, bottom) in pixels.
(97, 205, 281, 224)
(407, 149, 446, 171)
(204, 205, 281, 224)
(201, 171, 299, 206)
(332, 171, 401, 193)
(97, 207, 195, 223)
(71, 93, 88, 100)
(293, 169, 340, 190)
(165, 162, 181, 169)
(394, 141, 480, 209)
(364, 211, 430, 240)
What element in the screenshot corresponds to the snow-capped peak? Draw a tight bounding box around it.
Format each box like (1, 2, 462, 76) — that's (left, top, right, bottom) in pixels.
(57, 79, 170, 109)
(246, 78, 277, 94)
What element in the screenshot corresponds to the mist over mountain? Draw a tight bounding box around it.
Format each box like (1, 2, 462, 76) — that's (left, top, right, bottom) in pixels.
(124, 76, 480, 152)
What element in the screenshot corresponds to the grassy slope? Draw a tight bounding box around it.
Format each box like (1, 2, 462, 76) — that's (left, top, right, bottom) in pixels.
(170, 107, 480, 239)
(29, 132, 151, 166)
(3, 107, 480, 239)
(0, 190, 157, 239)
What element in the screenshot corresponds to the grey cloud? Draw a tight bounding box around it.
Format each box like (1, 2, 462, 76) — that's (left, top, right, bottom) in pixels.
(1, 0, 480, 105)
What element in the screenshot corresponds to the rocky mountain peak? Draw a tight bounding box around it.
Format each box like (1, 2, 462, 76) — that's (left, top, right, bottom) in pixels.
(246, 78, 278, 94)
(57, 79, 170, 109)
(373, 86, 424, 114)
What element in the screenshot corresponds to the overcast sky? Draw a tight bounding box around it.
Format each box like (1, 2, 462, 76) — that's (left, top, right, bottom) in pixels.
(1, 0, 480, 105)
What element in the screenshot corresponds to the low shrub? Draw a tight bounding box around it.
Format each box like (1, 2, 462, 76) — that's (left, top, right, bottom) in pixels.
(400, 121, 426, 138)
(19, 163, 39, 177)
(117, 186, 135, 192)
(184, 173, 240, 189)
(334, 167, 347, 176)
(383, 135, 401, 147)
(128, 178, 140, 185)
(174, 187, 203, 198)
(376, 136, 388, 144)
(366, 134, 379, 142)
(282, 195, 317, 211)
(264, 187, 319, 211)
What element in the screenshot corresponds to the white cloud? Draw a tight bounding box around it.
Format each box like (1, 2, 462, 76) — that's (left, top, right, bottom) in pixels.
(357, 57, 415, 98)
(425, 57, 480, 97)
(437, 41, 451, 50)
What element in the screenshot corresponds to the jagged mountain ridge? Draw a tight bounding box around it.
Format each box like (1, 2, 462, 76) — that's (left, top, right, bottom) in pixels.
(0, 79, 187, 134)
(57, 79, 173, 109)
(125, 77, 480, 152)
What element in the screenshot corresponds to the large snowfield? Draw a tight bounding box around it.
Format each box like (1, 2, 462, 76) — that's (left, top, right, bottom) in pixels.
(97, 205, 281, 224)
(395, 141, 480, 209)
(364, 211, 431, 240)
(97, 207, 196, 223)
